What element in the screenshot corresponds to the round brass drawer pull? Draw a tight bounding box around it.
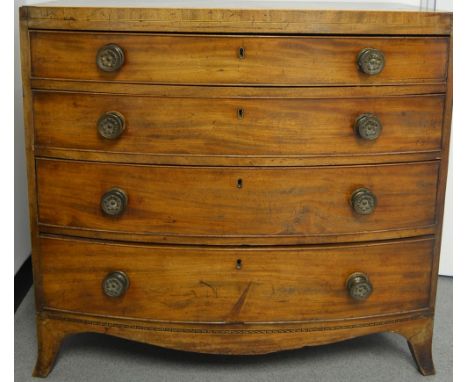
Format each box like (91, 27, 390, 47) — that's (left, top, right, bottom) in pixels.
(351, 188, 377, 215)
(101, 188, 128, 217)
(102, 271, 129, 298)
(96, 43, 125, 72)
(357, 48, 385, 75)
(97, 111, 126, 140)
(346, 272, 373, 301)
(354, 113, 382, 141)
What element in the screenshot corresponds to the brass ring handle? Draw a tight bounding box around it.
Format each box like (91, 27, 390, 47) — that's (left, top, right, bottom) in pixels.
(351, 188, 377, 215)
(96, 43, 125, 72)
(346, 272, 373, 301)
(97, 111, 126, 140)
(102, 271, 129, 298)
(101, 188, 128, 217)
(354, 113, 382, 141)
(357, 48, 385, 75)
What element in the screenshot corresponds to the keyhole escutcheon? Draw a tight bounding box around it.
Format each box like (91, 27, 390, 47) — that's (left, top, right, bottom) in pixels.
(237, 178, 243, 188)
(236, 259, 243, 270)
(238, 47, 245, 59)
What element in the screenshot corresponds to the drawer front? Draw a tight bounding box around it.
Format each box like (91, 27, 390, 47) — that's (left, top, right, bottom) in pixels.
(34, 92, 444, 158)
(30, 32, 448, 85)
(37, 159, 438, 240)
(40, 236, 434, 322)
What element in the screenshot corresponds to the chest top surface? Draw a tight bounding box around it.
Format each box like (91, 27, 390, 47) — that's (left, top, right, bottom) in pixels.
(21, 0, 452, 35)
(22, 0, 434, 10)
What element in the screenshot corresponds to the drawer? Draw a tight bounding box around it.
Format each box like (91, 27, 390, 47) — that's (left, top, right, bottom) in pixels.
(37, 159, 438, 243)
(29, 32, 449, 85)
(40, 235, 434, 322)
(34, 92, 444, 159)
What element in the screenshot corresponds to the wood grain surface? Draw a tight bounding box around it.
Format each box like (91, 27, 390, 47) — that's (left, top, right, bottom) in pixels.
(32, 309, 435, 377)
(30, 80, 448, 98)
(36, 159, 439, 243)
(39, 235, 433, 323)
(22, 5, 452, 35)
(33, 92, 444, 160)
(30, 32, 449, 86)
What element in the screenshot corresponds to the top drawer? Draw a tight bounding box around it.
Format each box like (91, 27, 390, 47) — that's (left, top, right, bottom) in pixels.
(29, 32, 449, 86)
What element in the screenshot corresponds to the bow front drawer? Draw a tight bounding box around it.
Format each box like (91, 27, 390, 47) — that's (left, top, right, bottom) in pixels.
(40, 235, 433, 323)
(29, 32, 449, 85)
(33, 91, 444, 163)
(36, 159, 439, 244)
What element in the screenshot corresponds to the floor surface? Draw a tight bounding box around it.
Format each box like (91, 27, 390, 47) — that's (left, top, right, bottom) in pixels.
(15, 277, 452, 382)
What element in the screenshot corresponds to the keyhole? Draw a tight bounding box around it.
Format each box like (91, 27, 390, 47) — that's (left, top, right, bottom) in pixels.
(238, 47, 245, 59)
(237, 178, 243, 188)
(236, 259, 242, 270)
(237, 108, 245, 120)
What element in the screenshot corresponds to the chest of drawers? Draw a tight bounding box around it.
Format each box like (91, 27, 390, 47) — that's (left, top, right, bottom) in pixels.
(19, 1, 452, 378)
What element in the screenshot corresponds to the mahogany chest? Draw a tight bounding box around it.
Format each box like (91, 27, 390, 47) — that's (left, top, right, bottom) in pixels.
(19, 1, 452, 377)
